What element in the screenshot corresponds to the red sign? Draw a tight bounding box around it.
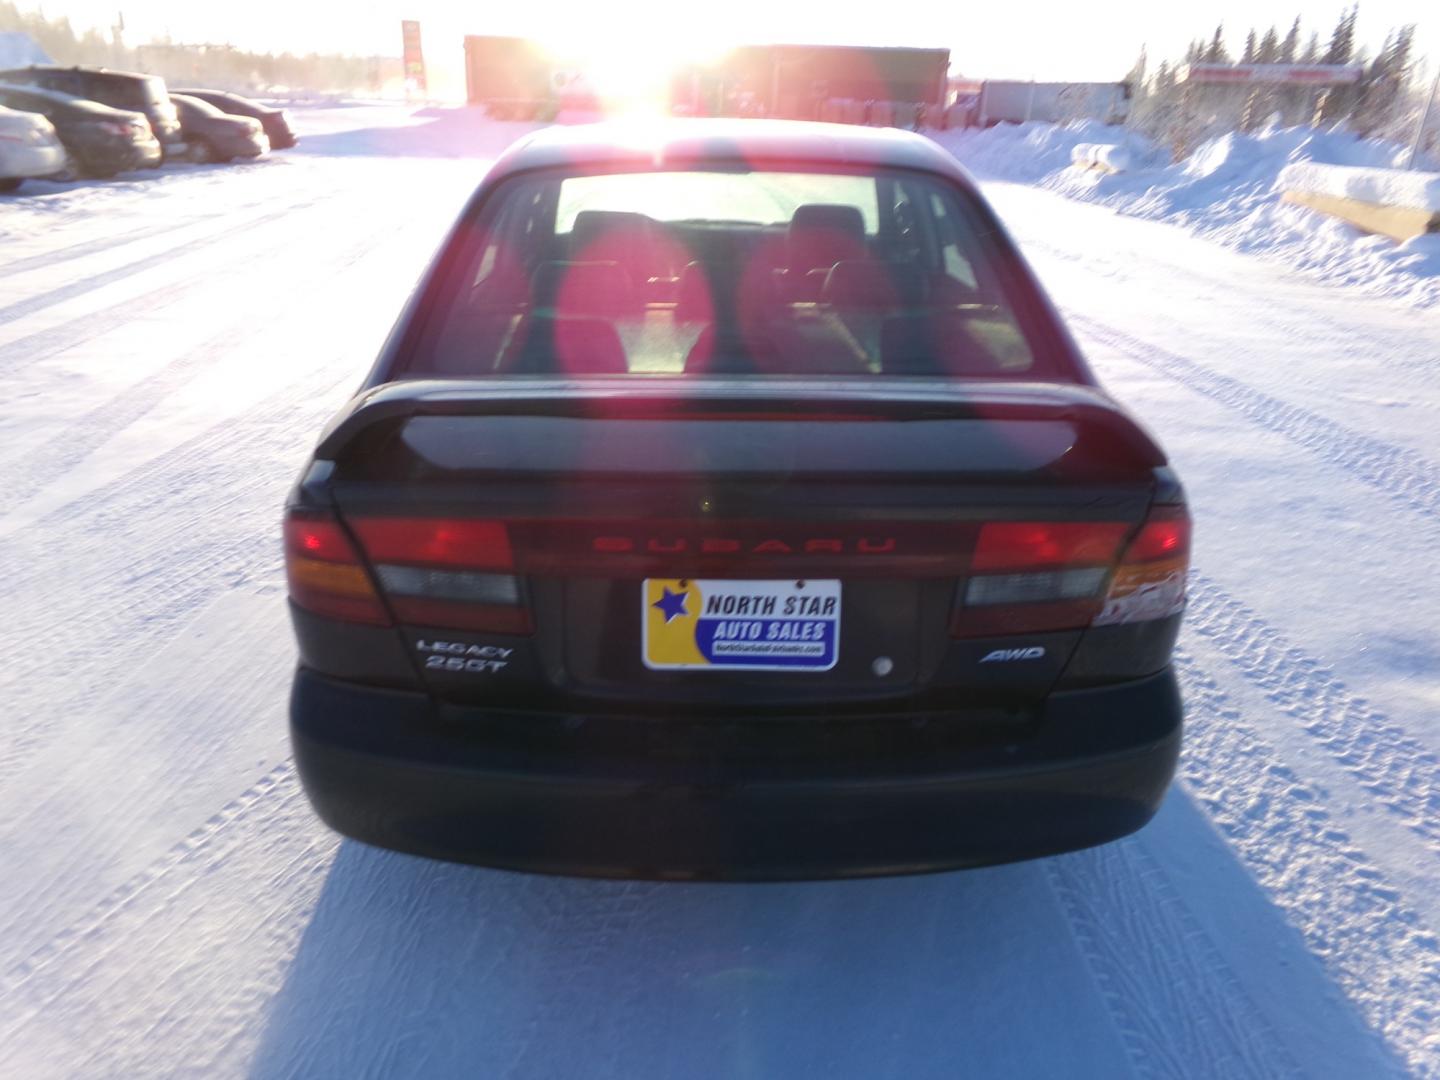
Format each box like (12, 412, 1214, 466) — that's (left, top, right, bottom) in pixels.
(401, 20, 426, 93)
(1185, 63, 1362, 86)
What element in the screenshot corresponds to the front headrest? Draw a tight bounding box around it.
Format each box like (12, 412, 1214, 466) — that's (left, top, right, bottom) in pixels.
(787, 204, 866, 270)
(790, 204, 865, 237)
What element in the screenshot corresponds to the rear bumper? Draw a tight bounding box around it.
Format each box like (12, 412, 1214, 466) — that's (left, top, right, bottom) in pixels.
(0, 142, 66, 179)
(291, 667, 1182, 880)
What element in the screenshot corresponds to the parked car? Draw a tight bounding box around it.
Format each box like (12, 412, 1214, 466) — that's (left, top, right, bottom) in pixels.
(172, 88, 297, 149)
(169, 93, 268, 162)
(0, 84, 160, 177)
(0, 102, 66, 190)
(284, 120, 1190, 881)
(0, 65, 181, 160)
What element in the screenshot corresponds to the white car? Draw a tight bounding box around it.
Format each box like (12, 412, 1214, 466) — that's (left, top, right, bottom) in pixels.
(0, 104, 66, 191)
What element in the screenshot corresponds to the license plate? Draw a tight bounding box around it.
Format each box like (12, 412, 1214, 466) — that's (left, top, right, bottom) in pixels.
(642, 579, 840, 671)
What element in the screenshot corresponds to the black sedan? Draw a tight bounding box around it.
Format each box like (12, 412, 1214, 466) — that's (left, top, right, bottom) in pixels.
(170, 94, 268, 163)
(0, 83, 160, 177)
(284, 120, 1190, 881)
(172, 88, 297, 149)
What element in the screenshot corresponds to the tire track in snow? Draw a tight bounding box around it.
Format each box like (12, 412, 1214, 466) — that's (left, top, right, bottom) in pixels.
(0, 360, 353, 783)
(0, 220, 203, 280)
(0, 765, 331, 1079)
(0, 214, 410, 511)
(0, 762, 298, 1004)
(1012, 229, 1440, 390)
(0, 193, 335, 382)
(0, 191, 442, 778)
(0, 181, 314, 281)
(1183, 571, 1440, 859)
(1046, 841, 1302, 1080)
(0, 194, 327, 326)
(1168, 651, 1440, 1076)
(1067, 312, 1440, 523)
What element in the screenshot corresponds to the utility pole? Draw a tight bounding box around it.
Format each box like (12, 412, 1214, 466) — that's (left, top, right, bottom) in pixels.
(1404, 65, 1439, 170)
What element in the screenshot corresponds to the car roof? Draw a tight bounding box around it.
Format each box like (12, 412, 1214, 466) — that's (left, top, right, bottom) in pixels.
(486, 119, 977, 189)
(174, 88, 270, 110)
(0, 64, 160, 83)
(170, 92, 220, 112)
(0, 81, 139, 117)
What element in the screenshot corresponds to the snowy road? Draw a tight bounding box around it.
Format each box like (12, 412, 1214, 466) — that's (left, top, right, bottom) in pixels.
(2, 106, 1438, 1078)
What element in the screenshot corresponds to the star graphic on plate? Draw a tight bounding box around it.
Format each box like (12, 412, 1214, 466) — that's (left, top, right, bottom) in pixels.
(652, 586, 689, 623)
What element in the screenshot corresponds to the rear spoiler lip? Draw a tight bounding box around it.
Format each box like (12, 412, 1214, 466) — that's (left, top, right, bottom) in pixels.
(313, 377, 1167, 467)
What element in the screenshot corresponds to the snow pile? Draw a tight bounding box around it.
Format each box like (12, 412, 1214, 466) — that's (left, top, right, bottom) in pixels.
(1070, 137, 1164, 174)
(932, 121, 1440, 308)
(1278, 161, 1440, 212)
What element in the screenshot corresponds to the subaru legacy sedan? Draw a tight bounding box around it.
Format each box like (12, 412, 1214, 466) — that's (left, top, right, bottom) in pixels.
(284, 121, 1189, 880)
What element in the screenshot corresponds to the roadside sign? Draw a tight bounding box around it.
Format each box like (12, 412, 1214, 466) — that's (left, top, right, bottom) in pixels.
(401, 20, 426, 95)
(1184, 63, 1362, 86)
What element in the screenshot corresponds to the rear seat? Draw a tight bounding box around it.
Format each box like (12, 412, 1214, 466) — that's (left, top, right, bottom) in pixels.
(532, 260, 640, 319)
(499, 315, 629, 375)
(880, 312, 1004, 376)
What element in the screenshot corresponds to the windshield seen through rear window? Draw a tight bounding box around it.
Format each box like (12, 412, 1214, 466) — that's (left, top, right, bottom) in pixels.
(404, 167, 1046, 379)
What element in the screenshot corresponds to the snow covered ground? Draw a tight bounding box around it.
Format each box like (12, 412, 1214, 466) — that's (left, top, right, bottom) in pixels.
(935, 121, 1440, 308)
(2, 104, 1440, 1078)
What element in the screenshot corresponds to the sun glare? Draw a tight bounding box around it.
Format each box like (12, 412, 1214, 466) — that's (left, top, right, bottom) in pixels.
(537, 25, 737, 118)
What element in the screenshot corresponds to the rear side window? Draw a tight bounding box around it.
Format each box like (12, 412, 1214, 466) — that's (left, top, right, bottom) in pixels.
(77, 73, 165, 111)
(404, 166, 1052, 381)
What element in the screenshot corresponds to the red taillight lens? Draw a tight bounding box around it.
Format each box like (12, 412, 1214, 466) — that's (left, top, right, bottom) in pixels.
(952, 514, 1185, 637)
(284, 511, 390, 625)
(348, 517, 529, 635)
(1094, 505, 1191, 626)
(350, 518, 513, 571)
(1123, 513, 1191, 563)
(972, 522, 1128, 571)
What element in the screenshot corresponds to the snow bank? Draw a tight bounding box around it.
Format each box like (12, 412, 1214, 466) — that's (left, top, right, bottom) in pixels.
(931, 121, 1440, 308)
(1278, 162, 1440, 213)
(1070, 137, 1163, 174)
(1072, 143, 1131, 172)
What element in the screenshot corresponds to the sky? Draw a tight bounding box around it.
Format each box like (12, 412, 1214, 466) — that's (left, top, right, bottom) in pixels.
(38, 0, 1438, 90)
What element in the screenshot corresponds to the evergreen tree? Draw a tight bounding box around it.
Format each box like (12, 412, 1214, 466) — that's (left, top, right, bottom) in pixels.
(1203, 24, 1229, 63)
(1353, 24, 1416, 135)
(1258, 27, 1280, 64)
(1323, 5, 1358, 65)
(1242, 31, 1258, 64)
(1301, 31, 1321, 63)
(1279, 17, 1301, 63)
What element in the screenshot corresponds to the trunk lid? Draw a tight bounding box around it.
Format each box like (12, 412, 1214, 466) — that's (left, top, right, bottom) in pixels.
(320, 379, 1166, 709)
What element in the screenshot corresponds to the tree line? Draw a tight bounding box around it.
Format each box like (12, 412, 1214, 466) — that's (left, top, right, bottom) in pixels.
(1128, 7, 1426, 154)
(0, 2, 401, 95)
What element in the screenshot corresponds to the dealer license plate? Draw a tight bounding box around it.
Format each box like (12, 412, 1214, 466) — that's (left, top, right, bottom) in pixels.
(642, 579, 841, 671)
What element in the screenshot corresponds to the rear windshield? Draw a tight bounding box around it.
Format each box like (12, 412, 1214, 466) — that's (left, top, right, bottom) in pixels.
(94, 74, 167, 110)
(175, 95, 223, 120)
(404, 167, 1049, 380)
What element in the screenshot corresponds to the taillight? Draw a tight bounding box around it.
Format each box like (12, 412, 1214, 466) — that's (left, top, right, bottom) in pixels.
(284, 511, 391, 625)
(1094, 505, 1190, 626)
(952, 509, 1189, 636)
(349, 517, 531, 634)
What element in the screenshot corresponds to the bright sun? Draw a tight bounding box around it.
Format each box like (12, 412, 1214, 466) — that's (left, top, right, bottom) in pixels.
(537, 25, 736, 116)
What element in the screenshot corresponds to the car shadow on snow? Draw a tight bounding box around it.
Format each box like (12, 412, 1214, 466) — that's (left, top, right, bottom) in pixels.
(245, 788, 1405, 1080)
